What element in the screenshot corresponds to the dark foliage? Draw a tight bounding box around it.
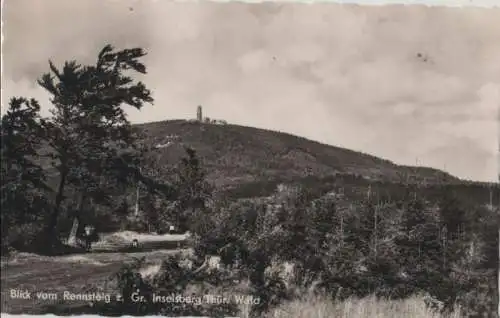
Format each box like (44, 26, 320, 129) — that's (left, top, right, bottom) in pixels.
(1, 97, 52, 253)
(188, 181, 498, 317)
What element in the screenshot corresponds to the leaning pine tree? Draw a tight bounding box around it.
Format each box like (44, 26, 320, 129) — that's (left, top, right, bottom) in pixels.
(37, 45, 157, 252)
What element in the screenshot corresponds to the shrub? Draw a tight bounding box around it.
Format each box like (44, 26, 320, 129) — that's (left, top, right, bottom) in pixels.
(6, 221, 47, 253)
(91, 255, 240, 316)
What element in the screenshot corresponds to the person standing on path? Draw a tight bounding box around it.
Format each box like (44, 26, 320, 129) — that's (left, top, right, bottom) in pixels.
(84, 225, 95, 252)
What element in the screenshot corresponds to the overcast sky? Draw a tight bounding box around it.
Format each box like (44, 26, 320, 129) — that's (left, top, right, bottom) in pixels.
(2, 0, 499, 182)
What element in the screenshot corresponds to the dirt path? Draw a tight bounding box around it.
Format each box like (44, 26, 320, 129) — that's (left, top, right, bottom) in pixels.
(1, 249, 190, 314)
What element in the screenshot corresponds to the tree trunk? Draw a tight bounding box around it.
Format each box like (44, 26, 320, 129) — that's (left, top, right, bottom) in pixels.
(67, 192, 86, 246)
(134, 184, 140, 216)
(45, 169, 68, 252)
(67, 217, 79, 246)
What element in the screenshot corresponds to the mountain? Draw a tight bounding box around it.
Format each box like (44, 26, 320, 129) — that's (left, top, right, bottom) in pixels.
(134, 119, 460, 189)
(38, 119, 497, 205)
(33, 118, 498, 221)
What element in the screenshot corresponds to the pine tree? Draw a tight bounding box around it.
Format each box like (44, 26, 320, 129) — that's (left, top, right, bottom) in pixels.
(1, 98, 51, 251)
(174, 147, 213, 232)
(37, 45, 154, 250)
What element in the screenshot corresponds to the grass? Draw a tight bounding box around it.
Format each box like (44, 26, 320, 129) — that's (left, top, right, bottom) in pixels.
(259, 294, 462, 318)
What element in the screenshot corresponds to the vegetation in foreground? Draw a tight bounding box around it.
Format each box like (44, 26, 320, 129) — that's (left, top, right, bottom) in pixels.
(1, 44, 498, 317)
(264, 294, 463, 318)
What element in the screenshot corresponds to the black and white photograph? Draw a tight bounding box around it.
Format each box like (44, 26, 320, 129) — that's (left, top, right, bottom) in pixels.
(1, 0, 499, 317)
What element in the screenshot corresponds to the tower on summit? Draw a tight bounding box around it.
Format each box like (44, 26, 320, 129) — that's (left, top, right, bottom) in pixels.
(197, 105, 202, 121)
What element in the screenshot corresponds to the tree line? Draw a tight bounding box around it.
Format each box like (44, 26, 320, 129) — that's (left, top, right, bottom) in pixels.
(94, 176, 498, 317)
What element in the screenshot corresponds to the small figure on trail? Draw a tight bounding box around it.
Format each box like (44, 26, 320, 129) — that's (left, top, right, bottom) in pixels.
(83, 225, 95, 252)
(131, 239, 139, 249)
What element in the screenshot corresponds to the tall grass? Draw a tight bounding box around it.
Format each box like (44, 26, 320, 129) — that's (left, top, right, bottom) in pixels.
(239, 294, 463, 318)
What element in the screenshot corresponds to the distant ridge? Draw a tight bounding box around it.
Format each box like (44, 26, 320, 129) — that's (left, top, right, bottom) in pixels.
(132, 119, 461, 188)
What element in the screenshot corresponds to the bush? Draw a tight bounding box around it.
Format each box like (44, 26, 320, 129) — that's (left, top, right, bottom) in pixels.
(90, 255, 240, 316)
(122, 214, 151, 233)
(6, 221, 47, 253)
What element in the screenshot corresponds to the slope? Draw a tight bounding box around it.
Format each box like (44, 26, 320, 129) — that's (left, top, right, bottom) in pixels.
(134, 119, 460, 189)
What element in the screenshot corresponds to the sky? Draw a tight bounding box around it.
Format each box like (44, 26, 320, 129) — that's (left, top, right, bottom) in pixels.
(1, 0, 499, 182)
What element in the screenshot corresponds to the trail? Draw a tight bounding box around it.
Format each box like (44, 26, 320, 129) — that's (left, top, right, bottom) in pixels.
(1, 248, 190, 314)
(2, 248, 190, 285)
(1, 231, 196, 314)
